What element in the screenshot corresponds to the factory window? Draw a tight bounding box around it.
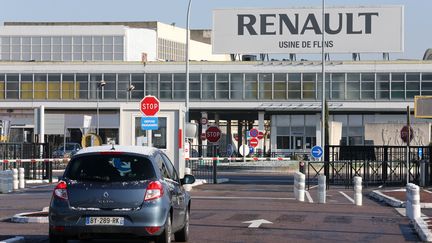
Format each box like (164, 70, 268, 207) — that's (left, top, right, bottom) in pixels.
(202, 73, 215, 100)
(190, 73, 201, 100)
(303, 73, 316, 100)
(145, 73, 159, 97)
(346, 73, 360, 100)
(391, 73, 405, 99)
(160, 73, 172, 99)
(274, 73, 287, 100)
(259, 73, 272, 100)
(376, 73, 390, 99)
(331, 73, 344, 100)
(288, 73, 301, 99)
(6, 74, 19, 99)
(173, 73, 186, 99)
(216, 73, 229, 99)
(230, 73, 243, 100)
(361, 73, 375, 100)
(245, 73, 258, 100)
(21, 74, 33, 99)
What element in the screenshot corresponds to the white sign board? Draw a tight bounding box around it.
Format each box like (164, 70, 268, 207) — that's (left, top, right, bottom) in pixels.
(212, 6, 404, 54)
(83, 115, 92, 129)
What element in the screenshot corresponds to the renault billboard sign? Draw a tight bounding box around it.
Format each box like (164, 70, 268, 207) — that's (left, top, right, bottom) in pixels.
(212, 6, 403, 54)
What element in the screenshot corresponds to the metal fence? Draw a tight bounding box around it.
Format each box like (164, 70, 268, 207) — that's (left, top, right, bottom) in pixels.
(307, 145, 431, 188)
(0, 143, 64, 181)
(185, 158, 217, 183)
(0, 143, 51, 160)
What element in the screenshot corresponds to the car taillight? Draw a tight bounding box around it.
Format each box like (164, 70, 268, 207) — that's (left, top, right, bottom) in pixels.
(145, 226, 161, 235)
(144, 181, 163, 201)
(54, 181, 68, 200)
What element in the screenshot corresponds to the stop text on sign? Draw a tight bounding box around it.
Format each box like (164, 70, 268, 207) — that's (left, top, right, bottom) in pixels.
(205, 126, 222, 143)
(140, 96, 160, 116)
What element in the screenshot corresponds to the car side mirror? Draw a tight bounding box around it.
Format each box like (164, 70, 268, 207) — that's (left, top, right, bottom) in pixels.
(181, 174, 195, 185)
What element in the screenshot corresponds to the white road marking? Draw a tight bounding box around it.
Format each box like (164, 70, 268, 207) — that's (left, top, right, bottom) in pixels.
(243, 219, 273, 228)
(192, 196, 295, 200)
(309, 185, 318, 190)
(305, 190, 314, 203)
(339, 191, 355, 204)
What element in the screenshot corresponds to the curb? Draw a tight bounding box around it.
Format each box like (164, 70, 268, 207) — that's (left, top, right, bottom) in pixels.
(11, 208, 49, 224)
(0, 236, 25, 243)
(414, 217, 432, 242)
(369, 190, 405, 207)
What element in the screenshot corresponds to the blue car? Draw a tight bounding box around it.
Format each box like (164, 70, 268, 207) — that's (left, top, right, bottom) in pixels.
(52, 143, 82, 158)
(49, 145, 195, 243)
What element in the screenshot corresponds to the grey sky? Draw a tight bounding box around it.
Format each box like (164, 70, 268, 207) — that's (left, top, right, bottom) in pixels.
(0, 0, 430, 60)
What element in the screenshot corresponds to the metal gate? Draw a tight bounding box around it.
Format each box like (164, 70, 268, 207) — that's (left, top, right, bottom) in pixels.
(307, 145, 431, 188)
(185, 158, 218, 184)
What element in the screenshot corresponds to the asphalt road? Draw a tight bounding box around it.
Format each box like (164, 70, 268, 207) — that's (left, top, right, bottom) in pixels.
(0, 171, 420, 243)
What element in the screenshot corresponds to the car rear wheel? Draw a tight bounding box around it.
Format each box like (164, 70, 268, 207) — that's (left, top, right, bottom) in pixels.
(156, 215, 172, 243)
(174, 209, 190, 242)
(49, 230, 68, 243)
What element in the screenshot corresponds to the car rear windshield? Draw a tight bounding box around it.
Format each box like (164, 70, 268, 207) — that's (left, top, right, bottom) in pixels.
(65, 154, 156, 182)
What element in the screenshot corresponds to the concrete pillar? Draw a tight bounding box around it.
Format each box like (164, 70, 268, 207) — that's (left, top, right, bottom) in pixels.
(12, 168, 18, 190)
(353, 176, 362, 206)
(19, 168, 25, 189)
(318, 175, 326, 204)
(406, 183, 421, 220)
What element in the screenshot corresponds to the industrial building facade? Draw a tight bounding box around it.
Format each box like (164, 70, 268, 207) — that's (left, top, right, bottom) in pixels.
(0, 21, 430, 164)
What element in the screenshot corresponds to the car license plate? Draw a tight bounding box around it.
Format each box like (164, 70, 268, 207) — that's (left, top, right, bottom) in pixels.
(85, 217, 124, 226)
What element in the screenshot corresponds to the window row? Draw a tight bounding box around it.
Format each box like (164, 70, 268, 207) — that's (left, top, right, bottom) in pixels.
(0, 72, 430, 100)
(0, 36, 124, 61)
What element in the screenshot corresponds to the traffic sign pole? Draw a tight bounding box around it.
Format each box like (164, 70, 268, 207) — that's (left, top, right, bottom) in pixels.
(406, 106, 410, 185)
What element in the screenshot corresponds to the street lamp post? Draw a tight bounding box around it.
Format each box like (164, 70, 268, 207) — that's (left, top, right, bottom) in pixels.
(321, 0, 326, 161)
(185, 0, 192, 123)
(97, 80, 106, 136)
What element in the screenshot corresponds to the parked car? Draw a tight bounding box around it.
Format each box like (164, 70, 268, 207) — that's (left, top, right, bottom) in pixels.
(52, 143, 82, 158)
(49, 145, 195, 243)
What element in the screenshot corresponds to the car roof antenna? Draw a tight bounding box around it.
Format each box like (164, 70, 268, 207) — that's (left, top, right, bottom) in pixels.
(111, 143, 115, 150)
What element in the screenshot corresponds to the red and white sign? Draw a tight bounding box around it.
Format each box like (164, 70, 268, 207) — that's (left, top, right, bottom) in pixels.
(140, 96, 160, 116)
(184, 142, 190, 159)
(257, 131, 264, 140)
(200, 117, 208, 125)
(201, 133, 207, 141)
(249, 138, 259, 148)
(205, 126, 221, 143)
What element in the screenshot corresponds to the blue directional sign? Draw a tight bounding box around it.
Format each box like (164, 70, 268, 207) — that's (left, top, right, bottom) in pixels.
(141, 117, 158, 130)
(419, 148, 423, 160)
(226, 144, 234, 157)
(249, 146, 254, 154)
(311, 145, 323, 159)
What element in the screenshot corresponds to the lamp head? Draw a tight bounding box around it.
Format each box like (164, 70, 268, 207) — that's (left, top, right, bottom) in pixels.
(99, 80, 106, 87)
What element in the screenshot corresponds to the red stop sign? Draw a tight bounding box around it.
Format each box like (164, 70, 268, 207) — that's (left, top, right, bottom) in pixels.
(140, 96, 160, 116)
(400, 125, 414, 143)
(206, 126, 221, 143)
(249, 138, 259, 147)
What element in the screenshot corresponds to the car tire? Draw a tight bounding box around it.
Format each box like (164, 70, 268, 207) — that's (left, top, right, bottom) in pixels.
(156, 215, 172, 243)
(49, 230, 68, 243)
(174, 209, 190, 242)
